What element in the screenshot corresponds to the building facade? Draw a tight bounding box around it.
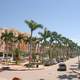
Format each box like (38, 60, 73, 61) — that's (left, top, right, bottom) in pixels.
(0, 28, 30, 60)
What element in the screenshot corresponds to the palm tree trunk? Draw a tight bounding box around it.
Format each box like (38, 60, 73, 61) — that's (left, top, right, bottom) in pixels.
(5, 42, 9, 64)
(29, 30, 33, 63)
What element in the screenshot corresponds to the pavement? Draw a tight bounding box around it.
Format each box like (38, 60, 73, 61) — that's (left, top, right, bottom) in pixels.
(0, 57, 79, 80)
(0, 64, 44, 71)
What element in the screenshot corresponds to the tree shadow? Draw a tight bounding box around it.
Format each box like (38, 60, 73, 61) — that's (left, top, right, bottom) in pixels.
(70, 64, 78, 67)
(58, 73, 77, 80)
(69, 64, 78, 70)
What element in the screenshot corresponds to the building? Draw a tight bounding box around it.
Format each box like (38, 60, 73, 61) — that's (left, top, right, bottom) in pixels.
(0, 28, 30, 60)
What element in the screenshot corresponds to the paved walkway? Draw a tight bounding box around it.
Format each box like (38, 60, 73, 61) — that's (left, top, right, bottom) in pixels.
(0, 57, 79, 80)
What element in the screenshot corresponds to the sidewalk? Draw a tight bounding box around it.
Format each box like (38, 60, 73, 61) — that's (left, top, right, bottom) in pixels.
(0, 64, 44, 71)
(0, 77, 7, 80)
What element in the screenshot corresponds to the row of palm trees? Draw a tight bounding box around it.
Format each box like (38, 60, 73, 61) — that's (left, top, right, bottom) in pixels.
(25, 20, 80, 61)
(0, 19, 80, 64)
(39, 28, 80, 59)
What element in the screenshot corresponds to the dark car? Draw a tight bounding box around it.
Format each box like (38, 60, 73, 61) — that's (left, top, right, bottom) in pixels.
(57, 63, 67, 71)
(43, 60, 51, 66)
(56, 57, 65, 63)
(43, 59, 57, 66)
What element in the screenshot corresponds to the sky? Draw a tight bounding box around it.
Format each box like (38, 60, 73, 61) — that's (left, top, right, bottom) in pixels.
(0, 0, 80, 44)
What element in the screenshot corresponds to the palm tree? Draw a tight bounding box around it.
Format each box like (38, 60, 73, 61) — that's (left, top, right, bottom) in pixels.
(49, 31, 60, 59)
(1, 30, 15, 63)
(25, 20, 43, 38)
(25, 20, 43, 63)
(16, 33, 25, 47)
(68, 41, 78, 58)
(39, 28, 51, 60)
(39, 28, 50, 46)
(14, 33, 29, 63)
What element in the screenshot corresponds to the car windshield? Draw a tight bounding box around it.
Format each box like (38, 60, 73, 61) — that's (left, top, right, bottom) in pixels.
(60, 64, 65, 66)
(59, 63, 66, 66)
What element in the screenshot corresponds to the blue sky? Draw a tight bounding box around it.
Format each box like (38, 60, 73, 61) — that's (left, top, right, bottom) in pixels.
(0, 0, 80, 44)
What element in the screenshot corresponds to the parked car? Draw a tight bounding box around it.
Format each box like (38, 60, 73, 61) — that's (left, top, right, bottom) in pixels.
(57, 57, 65, 63)
(43, 59, 57, 66)
(56, 58, 60, 63)
(60, 58, 64, 62)
(51, 59, 57, 64)
(57, 62, 67, 71)
(43, 59, 51, 66)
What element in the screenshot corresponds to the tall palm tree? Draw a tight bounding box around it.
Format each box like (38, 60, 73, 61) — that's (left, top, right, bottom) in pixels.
(68, 40, 78, 58)
(49, 32, 61, 58)
(39, 28, 51, 59)
(25, 20, 43, 63)
(25, 20, 43, 39)
(15, 33, 31, 56)
(49, 31, 60, 59)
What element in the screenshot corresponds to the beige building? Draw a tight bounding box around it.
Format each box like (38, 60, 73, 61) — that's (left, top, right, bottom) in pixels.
(0, 28, 30, 60)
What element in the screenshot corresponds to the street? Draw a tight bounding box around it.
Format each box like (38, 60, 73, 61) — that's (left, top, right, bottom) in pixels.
(0, 57, 79, 80)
